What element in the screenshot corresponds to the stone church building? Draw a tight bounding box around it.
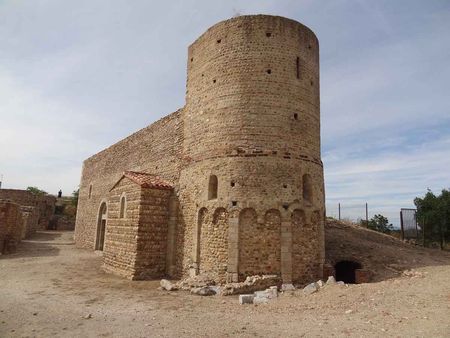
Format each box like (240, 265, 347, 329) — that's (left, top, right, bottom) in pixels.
(75, 15, 325, 285)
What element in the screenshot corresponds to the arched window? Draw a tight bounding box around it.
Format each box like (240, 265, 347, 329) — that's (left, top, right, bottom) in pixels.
(302, 174, 313, 204)
(88, 184, 92, 199)
(119, 194, 126, 219)
(208, 175, 218, 200)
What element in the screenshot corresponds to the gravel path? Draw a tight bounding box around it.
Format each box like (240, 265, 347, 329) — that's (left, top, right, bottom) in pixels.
(0, 230, 449, 337)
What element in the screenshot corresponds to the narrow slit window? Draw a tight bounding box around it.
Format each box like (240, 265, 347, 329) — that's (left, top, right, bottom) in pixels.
(296, 57, 300, 79)
(119, 195, 126, 219)
(88, 185, 92, 199)
(208, 175, 218, 200)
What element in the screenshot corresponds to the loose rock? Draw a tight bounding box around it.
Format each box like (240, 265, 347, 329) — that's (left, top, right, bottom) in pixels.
(303, 282, 319, 295)
(239, 294, 255, 304)
(281, 283, 296, 291)
(221, 275, 280, 296)
(190, 286, 216, 296)
(326, 276, 336, 285)
(160, 279, 178, 291)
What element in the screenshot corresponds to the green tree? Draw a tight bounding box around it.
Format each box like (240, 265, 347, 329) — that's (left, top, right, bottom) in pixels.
(26, 186, 47, 196)
(414, 189, 450, 249)
(367, 214, 394, 234)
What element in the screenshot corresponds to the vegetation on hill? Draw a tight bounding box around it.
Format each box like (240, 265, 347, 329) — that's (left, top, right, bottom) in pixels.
(366, 214, 394, 234)
(414, 188, 449, 249)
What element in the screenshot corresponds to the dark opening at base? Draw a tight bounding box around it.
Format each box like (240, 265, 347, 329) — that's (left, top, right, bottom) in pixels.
(335, 260, 362, 284)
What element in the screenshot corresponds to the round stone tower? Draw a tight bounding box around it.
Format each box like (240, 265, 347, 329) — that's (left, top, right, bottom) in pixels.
(178, 15, 324, 285)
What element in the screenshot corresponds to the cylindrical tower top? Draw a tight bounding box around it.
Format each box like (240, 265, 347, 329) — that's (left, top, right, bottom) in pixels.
(183, 15, 320, 164)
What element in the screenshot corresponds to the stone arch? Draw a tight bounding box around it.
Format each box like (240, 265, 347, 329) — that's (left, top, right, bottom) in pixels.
(195, 207, 208, 269)
(291, 208, 319, 283)
(302, 173, 313, 204)
(208, 175, 218, 200)
(238, 208, 281, 281)
(199, 207, 228, 282)
(95, 201, 107, 251)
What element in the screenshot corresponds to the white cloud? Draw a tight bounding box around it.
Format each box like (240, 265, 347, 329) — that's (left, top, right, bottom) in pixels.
(0, 0, 448, 216)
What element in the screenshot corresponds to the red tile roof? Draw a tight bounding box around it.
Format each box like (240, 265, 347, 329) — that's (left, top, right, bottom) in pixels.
(121, 171, 173, 190)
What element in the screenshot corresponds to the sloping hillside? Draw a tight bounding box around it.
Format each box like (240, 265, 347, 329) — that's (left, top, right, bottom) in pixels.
(325, 218, 450, 282)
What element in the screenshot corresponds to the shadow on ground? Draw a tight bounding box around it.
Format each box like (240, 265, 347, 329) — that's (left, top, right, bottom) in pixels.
(0, 231, 73, 259)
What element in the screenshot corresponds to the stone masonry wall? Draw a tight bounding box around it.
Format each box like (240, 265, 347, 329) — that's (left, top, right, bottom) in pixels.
(75, 110, 183, 250)
(0, 200, 23, 254)
(103, 178, 142, 279)
(292, 208, 323, 284)
(238, 208, 281, 280)
(134, 187, 171, 280)
(19, 206, 39, 239)
(177, 15, 325, 282)
(0, 189, 55, 232)
(197, 207, 229, 283)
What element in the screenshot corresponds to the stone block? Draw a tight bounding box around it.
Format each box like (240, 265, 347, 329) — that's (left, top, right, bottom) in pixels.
(303, 282, 318, 295)
(239, 294, 255, 304)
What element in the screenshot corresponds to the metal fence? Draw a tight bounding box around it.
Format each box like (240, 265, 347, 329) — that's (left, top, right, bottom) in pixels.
(400, 208, 418, 240)
(326, 203, 369, 224)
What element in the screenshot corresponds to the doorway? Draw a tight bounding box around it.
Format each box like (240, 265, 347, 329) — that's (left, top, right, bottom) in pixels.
(334, 260, 362, 284)
(95, 202, 107, 251)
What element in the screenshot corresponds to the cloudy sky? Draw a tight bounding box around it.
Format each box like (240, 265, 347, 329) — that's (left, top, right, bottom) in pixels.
(1, 0, 449, 225)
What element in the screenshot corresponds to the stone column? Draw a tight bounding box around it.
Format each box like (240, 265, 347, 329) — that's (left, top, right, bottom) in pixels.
(165, 195, 178, 277)
(190, 212, 201, 277)
(227, 216, 239, 282)
(280, 220, 293, 283)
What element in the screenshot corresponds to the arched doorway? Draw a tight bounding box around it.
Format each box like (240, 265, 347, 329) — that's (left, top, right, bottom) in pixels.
(335, 260, 362, 284)
(95, 202, 107, 251)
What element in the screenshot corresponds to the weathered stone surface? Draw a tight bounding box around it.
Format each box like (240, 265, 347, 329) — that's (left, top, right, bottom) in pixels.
(160, 279, 178, 291)
(326, 276, 336, 285)
(239, 294, 255, 305)
(281, 283, 296, 291)
(303, 282, 319, 295)
(317, 280, 324, 288)
(176, 274, 216, 291)
(255, 287, 278, 300)
(190, 286, 216, 296)
(74, 15, 325, 286)
(221, 275, 281, 296)
(0, 189, 55, 235)
(0, 201, 24, 254)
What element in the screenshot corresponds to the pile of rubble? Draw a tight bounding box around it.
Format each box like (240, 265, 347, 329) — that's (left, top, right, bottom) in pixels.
(220, 275, 281, 296)
(238, 276, 347, 305)
(159, 274, 281, 296)
(160, 274, 347, 304)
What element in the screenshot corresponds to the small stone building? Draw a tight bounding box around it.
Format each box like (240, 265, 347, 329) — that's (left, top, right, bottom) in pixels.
(102, 171, 174, 280)
(75, 15, 326, 285)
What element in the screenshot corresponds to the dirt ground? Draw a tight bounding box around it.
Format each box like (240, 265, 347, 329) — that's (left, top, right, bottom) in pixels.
(0, 230, 449, 338)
